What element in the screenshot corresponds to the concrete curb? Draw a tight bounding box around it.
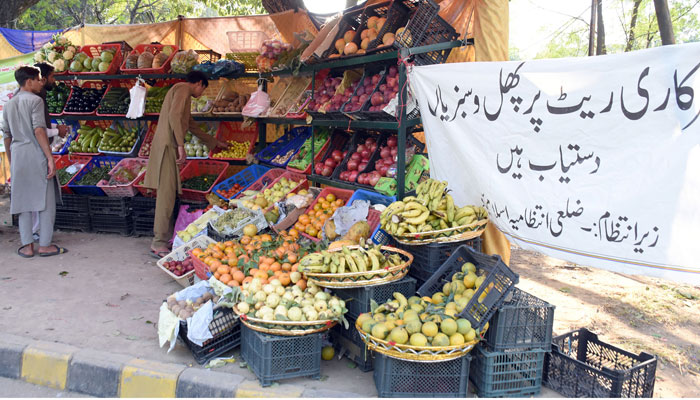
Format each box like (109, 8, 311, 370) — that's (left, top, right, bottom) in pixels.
(0, 333, 311, 398)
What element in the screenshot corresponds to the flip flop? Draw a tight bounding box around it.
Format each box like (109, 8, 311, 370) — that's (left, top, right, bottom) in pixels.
(150, 249, 170, 259)
(17, 244, 34, 258)
(38, 245, 68, 257)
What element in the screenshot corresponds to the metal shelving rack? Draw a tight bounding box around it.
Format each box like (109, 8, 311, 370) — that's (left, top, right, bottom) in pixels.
(54, 39, 471, 198)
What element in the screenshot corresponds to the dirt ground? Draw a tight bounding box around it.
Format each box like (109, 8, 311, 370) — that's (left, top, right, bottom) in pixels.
(0, 191, 698, 397)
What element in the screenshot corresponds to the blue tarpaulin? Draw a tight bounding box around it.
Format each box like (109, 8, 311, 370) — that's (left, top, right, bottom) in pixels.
(0, 27, 62, 54)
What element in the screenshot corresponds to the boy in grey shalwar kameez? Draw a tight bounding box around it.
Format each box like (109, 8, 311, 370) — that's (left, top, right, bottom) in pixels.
(2, 66, 67, 258)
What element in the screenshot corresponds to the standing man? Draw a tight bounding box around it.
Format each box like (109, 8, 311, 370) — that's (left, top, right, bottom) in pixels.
(144, 71, 226, 258)
(3, 66, 67, 257)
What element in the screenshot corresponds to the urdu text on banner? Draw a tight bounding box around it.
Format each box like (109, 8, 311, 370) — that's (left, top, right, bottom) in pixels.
(408, 43, 700, 285)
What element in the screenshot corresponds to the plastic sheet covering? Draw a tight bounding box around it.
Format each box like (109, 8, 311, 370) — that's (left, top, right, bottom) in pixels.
(0, 27, 62, 54)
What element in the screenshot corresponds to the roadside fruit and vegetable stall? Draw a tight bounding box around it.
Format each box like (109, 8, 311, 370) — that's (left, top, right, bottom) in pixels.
(21, 0, 659, 397)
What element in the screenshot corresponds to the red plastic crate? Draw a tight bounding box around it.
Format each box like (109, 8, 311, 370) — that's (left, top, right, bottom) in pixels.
(299, 187, 355, 242)
(209, 121, 258, 161)
(96, 79, 135, 117)
(367, 208, 381, 235)
(188, 249, 212, 280)
(138, 122, 157, 158)
(234, 168, 287, 199)
(73, 43, 124, 76)
(286, 135, 332, 175)
(120, 44, 179, 75)
(63, 81, 108, 116)
(143, 79, 182, 116)
(134, 162, 186, 197)
(179, 159, 229, 202)
(55, 154, 92, 194)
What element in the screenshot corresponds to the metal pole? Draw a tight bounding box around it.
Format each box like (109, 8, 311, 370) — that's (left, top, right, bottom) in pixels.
(397, 48, 408, 200)
(588, 0, 598, 56)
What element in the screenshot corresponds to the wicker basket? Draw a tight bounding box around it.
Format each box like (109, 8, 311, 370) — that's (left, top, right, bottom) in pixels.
(234, 306, 338, 336)
(392, 218, 489, 245)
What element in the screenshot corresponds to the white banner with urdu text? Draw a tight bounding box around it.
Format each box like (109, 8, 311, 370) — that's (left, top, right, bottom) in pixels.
(408, 43, 700, 284)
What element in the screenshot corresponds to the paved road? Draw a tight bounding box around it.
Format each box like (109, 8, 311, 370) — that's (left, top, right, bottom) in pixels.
(0, 377, 92, 398)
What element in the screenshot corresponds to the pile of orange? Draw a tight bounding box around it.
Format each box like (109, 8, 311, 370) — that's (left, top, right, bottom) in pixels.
(191, 230, 307, 289)
(292, 193, 345, 239)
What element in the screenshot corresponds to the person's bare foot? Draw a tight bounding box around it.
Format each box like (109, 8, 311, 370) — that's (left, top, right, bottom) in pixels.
(18, 244, 34, 258)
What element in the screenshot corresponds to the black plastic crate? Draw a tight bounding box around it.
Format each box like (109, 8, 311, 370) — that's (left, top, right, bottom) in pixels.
(88, 196, 131, 216)
(331, 316, 373, 372)
(90, 213, 133, 236)
(130, 196, 157, 217)
(333, 276, 416, 320)
(373, 352, 470, 397)
(133, 215, 154, 237)
(178, 306, 241, 365)
(395, 0, 459, 66)
(470, 344, 545, 398)
(55, 211, 91, 232)
(398, 237, 481, 287)
(11, 213, 18, 227)
(240, 325, 322, 387)
(417, 245, 518, 334)
(485, 287, 555, 351)
(56, 194, 89, 213)
(543, 328, 657, 398)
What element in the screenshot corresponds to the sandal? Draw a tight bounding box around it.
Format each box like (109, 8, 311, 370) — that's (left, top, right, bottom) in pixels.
(150, 249, 170, 260)
(17, 244, 34, 258)
(38, 245, 68, 257)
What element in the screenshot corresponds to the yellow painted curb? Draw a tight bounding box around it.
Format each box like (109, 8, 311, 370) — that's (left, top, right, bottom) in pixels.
(21, 343, 73, 390)
(235, 380, 304, 398)
(120, 358, 184, 398)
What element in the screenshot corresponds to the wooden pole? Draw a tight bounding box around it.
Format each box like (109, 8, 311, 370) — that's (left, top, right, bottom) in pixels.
(588, 0, 598, 56)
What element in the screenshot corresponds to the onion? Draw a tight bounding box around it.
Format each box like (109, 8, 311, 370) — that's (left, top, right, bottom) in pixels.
(350, 152, 361, 161)
(324, 158, 337, 168)
(369, 172, 381, 186)
(332, 150, 343, 162)
(386, 136, 398, 148)
(380, 147, 391, 159)
(347, 160, 359, 171)
(391, 147, 398, 158)
(322, 165, 334, 176)
(360, 150, 370, 159)
(358, 162, 368, 171)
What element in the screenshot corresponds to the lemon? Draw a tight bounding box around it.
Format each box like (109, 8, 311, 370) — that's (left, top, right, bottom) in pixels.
(462, 262, 476, 273)
(432, 333, 450, 347)
(445, 302, 457, 310)
(371, 323, 389, 340)
(361, 319, 376, 333)
(444, 308, 457, 318)
(440, 318, 458, 336)
(373, 313, 386, 322)
(449, 333, 465, 346)
(405, 319, 422, 335)
(463, 272, 477, 289)
(408, 296, 422, 305)
(421, 321, 438, 337)
(442, 282, 451, 296)
(464, 328, 476, 342)
(456, 318, 472, 334)
(356, 313, 373, 327)
(322, 346, 335, 361)
(409, 333, 428, 346)
(402, 310, 419, 321)
(383, 320, 396, 331)
(431, 292, 444, 304)
(388, 327, 409, 344)
(451, 281, 466, 294)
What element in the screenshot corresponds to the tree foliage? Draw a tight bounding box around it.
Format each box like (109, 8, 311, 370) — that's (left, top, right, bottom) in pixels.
(15, 0, 263, 30)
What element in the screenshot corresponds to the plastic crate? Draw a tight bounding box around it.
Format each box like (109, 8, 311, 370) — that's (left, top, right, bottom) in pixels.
(240, 325, 322, 387)
(90, 213, 133, 236)
(227, 31, 267, 53)
(179, 306, 241, 365)
(374, 352, 470, 398)
(285, 128, 333, 175)
(96, 80, 134, 117)
(485, 287, 555, 351)
(131, 196, 157, 216)
(97, 157, 148, 197)
(348, 188, 396, 207)
(67, 156, 123, 196)
(543, 328, 657, 398)
(88, 196, 131, 216)
(138, 122, 157, 158)
(395, 238, 480, 283)
(299, 187, 355, 242)
(157, 236, 214, 287)
(331, 315, 373, 372)
(340, 64, 386, 117)
(56, 193, 90, 213)
(206, 208, 268, 243)
(55, 211, 91, 232)
(144, 79, 181, 116)
(255, 126, 310, 168)
(63, 81, 108, 116)
(395, 0, 458, 66)
(99, 120, 146, 158)
(119, 44, 179, 74)
(213, 164, 270, 202)
(179, 160, 229, 203)
(51, 129, 76, 155)
(209, 121, 258, 161)
(133, 215, 155, 237)
(470, 344, 545, 398)
(365, 1, 413, 53)
(69, 120, 112, 156)
(417, 246, 518, 334)
(73, 43, 124, 75)
(333, 276, 416, 321)
(331, 131, 384, 188)
(55, 154, 92, 194)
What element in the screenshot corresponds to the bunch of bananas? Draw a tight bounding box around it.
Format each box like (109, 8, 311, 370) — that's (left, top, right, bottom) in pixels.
(380, 178, 488, 237)
(298, 244, 404, 278)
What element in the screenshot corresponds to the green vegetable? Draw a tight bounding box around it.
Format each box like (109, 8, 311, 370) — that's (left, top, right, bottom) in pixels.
(57, 167, 77, 185)
(182, 174, 218, 191)
(75, 165, 111, 186)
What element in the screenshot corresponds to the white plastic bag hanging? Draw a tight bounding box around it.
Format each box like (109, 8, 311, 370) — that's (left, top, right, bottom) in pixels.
(126, 78, 147, 119)
(241, 83, 270, 118)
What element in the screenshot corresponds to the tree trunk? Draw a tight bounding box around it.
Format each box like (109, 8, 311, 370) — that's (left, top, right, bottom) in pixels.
(653, 0, 675, 45)
(588, 0, 597, 56)
(346, 0, 359, 7)
(0, 0, 41, 27)
(625, 0, 642, 51)
(596, 0, 606, 54)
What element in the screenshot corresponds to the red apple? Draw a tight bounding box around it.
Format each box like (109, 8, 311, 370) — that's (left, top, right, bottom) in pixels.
(331, 150, 343, 162)
(358, 161, 368, 171)
(380, 147, 391, 159)
(325, 158, 337, 168)
(369, 171, 381, 186)
(322, 165, 334, 176)
(347, 159, 359, 171)
(349, 170, 359, 181)
(315, 163, 324, 174)
(350, 152, 361, 161)
(360, 149, 370, 159)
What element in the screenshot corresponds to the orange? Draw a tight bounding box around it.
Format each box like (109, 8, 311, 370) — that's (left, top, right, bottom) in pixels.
(242, 276, 253, 284)
(217, 265, 230, 275)
(240, 236, 251, 245)
(192, 248, 203, 257)
(233, 270, 245, 283)
(326, 193, 336, 202)
(335, 199, 344, 207)
(219, 273, 232, 284)
(287, 253, 298, 264)
(254, 271, 268, 281)
(281, 262, 292, 272)
(292, 263, 299, 272)
(209, 263, 218, 273)
(271, 262, 282, 272)
(305, 226, 318, 238)
(260, 234, 273, 242)
(299, 215, 310, 225)
(259, 262, 270, 272)
(223, 240, 234, 248)
(249, 268, 259, 276)
(214, 271, 221, 280)
(279, 273, 291, 286)
(227, 280, 240, 287)
(296, 279, 307, 290)
(313, 203, 322, 211)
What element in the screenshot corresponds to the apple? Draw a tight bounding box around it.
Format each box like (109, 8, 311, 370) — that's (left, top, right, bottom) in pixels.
(382, 32, 395, 46)
(391, 147, 398, 158)
(331, 150, 343, 162)
(369, 171, 381, 186)
(315, 163, 324, 175)
(371, 92, 384, 106)
(360, 149, 370, 159)
(376, 17, 387, 30)
(361, 29, 369, 40)
(361, 37, 370, 50)
(322, 165, 334, 176)
(357, 144, 366, 153)
(325, 158, 337, 168)
(349, 170, 359, 181)
(380, 147, 391, 159)
(367, 16, 378, 30)
(365, 138, 376, 146)
(344, 42, 359, 55)
(371, 74, 381, 85)
(358, 161, 368, 171)
(347, 159, 359, 171)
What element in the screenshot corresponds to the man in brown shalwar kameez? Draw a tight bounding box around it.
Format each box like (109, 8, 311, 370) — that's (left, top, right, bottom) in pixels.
(144, 71, 226, 258)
